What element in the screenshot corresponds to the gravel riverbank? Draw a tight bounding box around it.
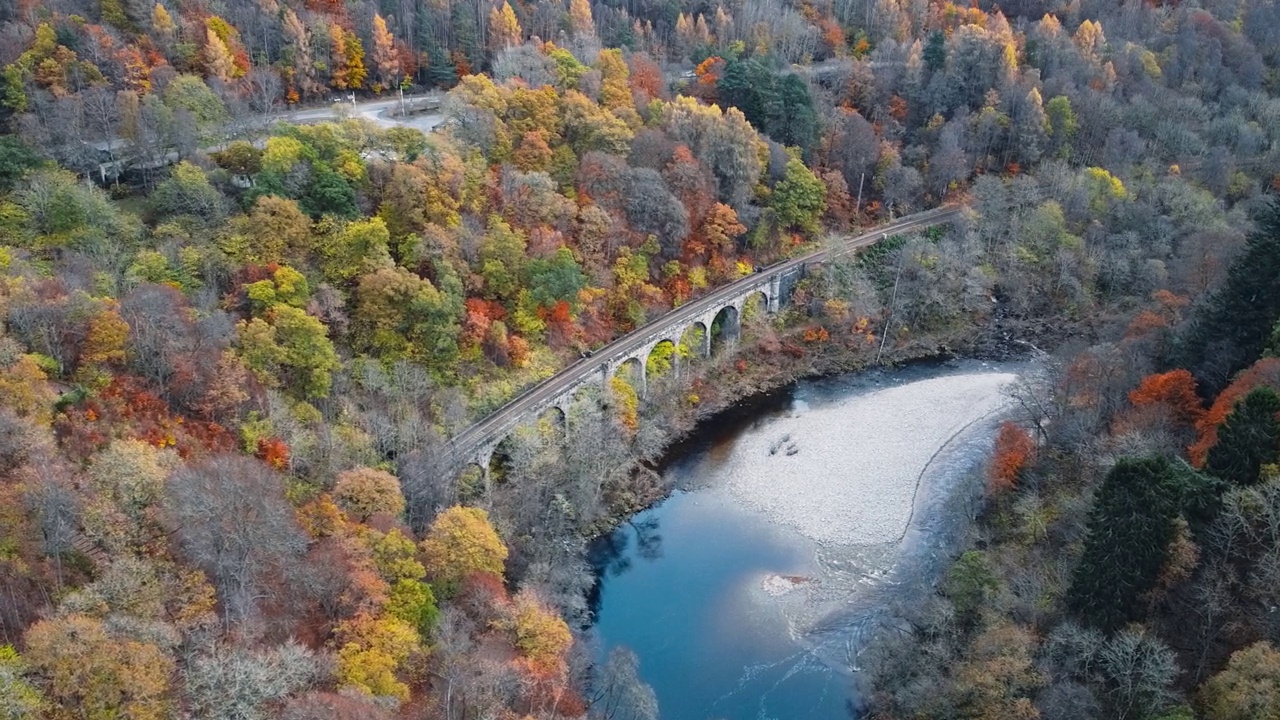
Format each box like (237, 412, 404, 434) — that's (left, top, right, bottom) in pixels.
(720, 370, 1019, 546)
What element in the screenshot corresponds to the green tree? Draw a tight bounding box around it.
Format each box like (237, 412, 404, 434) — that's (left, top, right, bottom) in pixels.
(1067, 457, 1184, 630)
(236, 305, 340, 398)
(718, 59, 774, 131)
(0, 137, 38, 191)
(0, 646, 43, 719)
(301, 166, 358, 218)
(245, 265, 310, 313)
(1205, 387, 1280, 487)
(386, 579, 439, 638)
(527, 247, 586, 309)
(151, 162, 226, 225)
(923, 30, 946, 72)
(1045, 95, 1077, 156)
(477, 214, 527, 302)
(772, 158, 827, 236)
(1176, 200, 1280, 395)
(162, 74, 227, 142)
(769, 74, 818, 155)
(944, 550, 998, 621)
(350, 265, 463, 368)
(421, 45, 458, 88)
(547, 45, 588, 88)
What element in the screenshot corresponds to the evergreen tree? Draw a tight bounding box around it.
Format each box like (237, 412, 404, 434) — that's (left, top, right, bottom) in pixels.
(422, 45, 458, 88)
(1067, 457, 1183, 631)
(769, 74, 818, 156)
(450, 1, 482, 70)
(923, 30, 946, 72)
(1205, 387, 1280, 486)
(1174, 200, 1280, 395)
(0, 136, 38, 191)
(718, 59, 774, 132)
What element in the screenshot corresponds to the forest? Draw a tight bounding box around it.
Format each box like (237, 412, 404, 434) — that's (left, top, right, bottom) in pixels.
(0, 0, 1276, 713)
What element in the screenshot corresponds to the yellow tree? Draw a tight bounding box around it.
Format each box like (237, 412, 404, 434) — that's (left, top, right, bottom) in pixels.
(77, 304, 130, 386)
(283, 9, 320, 97)
(151, 3, 174, 37)
(1074, 19, 1106, 62)
(87, 439, 177, 521)
(0, 355, 57, 425)
(569, 0, 594, 38)
(0, 646, 43, 719)
(488, 1, 522, 53)
(1199, 642, 1280, 720)
(596, 48, 630, 111)
(420, 506, 508, 592)
(510, 589, 573, 676)
(204, 27, 237, 83)
(329, 23, 350, 89)
(334, 612, 420, 701)
(334, 467, 406, 522)
(24, 615, 174, 720)
(344, 31, 367, 90)
(371, 14, 400, 91)
(242, 194, 311, 264)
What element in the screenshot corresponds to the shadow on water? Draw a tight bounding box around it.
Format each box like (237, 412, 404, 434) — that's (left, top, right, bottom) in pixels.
(586, 384, 799, 617)
(587, 359, 1011, 720)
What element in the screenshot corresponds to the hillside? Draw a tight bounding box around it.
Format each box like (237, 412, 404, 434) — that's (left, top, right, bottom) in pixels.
(0, 0, 1277, 716)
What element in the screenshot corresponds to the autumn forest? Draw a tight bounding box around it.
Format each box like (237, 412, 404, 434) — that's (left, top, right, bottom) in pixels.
(0, 0, 1277, 714)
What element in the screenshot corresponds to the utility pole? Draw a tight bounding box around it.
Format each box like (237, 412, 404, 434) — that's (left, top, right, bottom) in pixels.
(855, 171, 865, 216)
(876, 250, 904, 365)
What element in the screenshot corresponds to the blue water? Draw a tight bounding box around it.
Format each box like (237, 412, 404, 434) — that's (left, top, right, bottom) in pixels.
(592, 490, 856, 720)
(589, 361, 1019, 720)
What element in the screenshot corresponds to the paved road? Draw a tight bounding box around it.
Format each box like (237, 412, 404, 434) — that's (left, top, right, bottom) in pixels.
(444, 204, 964, 466)
(279, 94, 447, 133)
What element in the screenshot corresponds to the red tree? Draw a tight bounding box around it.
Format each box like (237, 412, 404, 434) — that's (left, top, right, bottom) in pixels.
(988, 422, 1034, 494)
(1190, 358, 1280, 466)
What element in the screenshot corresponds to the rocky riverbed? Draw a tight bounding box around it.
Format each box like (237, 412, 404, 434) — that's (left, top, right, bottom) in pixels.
(591, 360, 1036, 719)
(721, 371, 1018, 547)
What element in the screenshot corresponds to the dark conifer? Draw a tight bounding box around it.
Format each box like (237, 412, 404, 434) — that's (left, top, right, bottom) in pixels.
(1068, 457, 1183, 631)
(1205, 387, 1280, 486)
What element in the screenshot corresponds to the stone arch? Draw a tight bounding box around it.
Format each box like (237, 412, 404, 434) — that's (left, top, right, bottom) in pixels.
(645, 338, 679, 380)
(613, 356, 646, 399)
(742, 289, 770, 322)
(457, 462, 488, 504)
(710, 304, 740, 354)
(537, 404, 568, 438)
(487, 434, 520, 484)
(681, 321, 710, 359)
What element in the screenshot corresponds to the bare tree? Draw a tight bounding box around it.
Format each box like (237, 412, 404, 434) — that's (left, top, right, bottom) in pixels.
(591, 647, 658, 720)
(165, 454, 308, 627)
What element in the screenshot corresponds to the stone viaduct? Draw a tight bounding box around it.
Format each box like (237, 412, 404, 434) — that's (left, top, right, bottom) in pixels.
(441, 206, 963, 481)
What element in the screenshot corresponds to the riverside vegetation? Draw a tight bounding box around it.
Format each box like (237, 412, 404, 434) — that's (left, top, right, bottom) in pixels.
(0, 0, 1276, 715)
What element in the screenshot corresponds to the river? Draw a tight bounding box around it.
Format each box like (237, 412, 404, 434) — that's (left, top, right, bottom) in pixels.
(588, 360, 1028, 720)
